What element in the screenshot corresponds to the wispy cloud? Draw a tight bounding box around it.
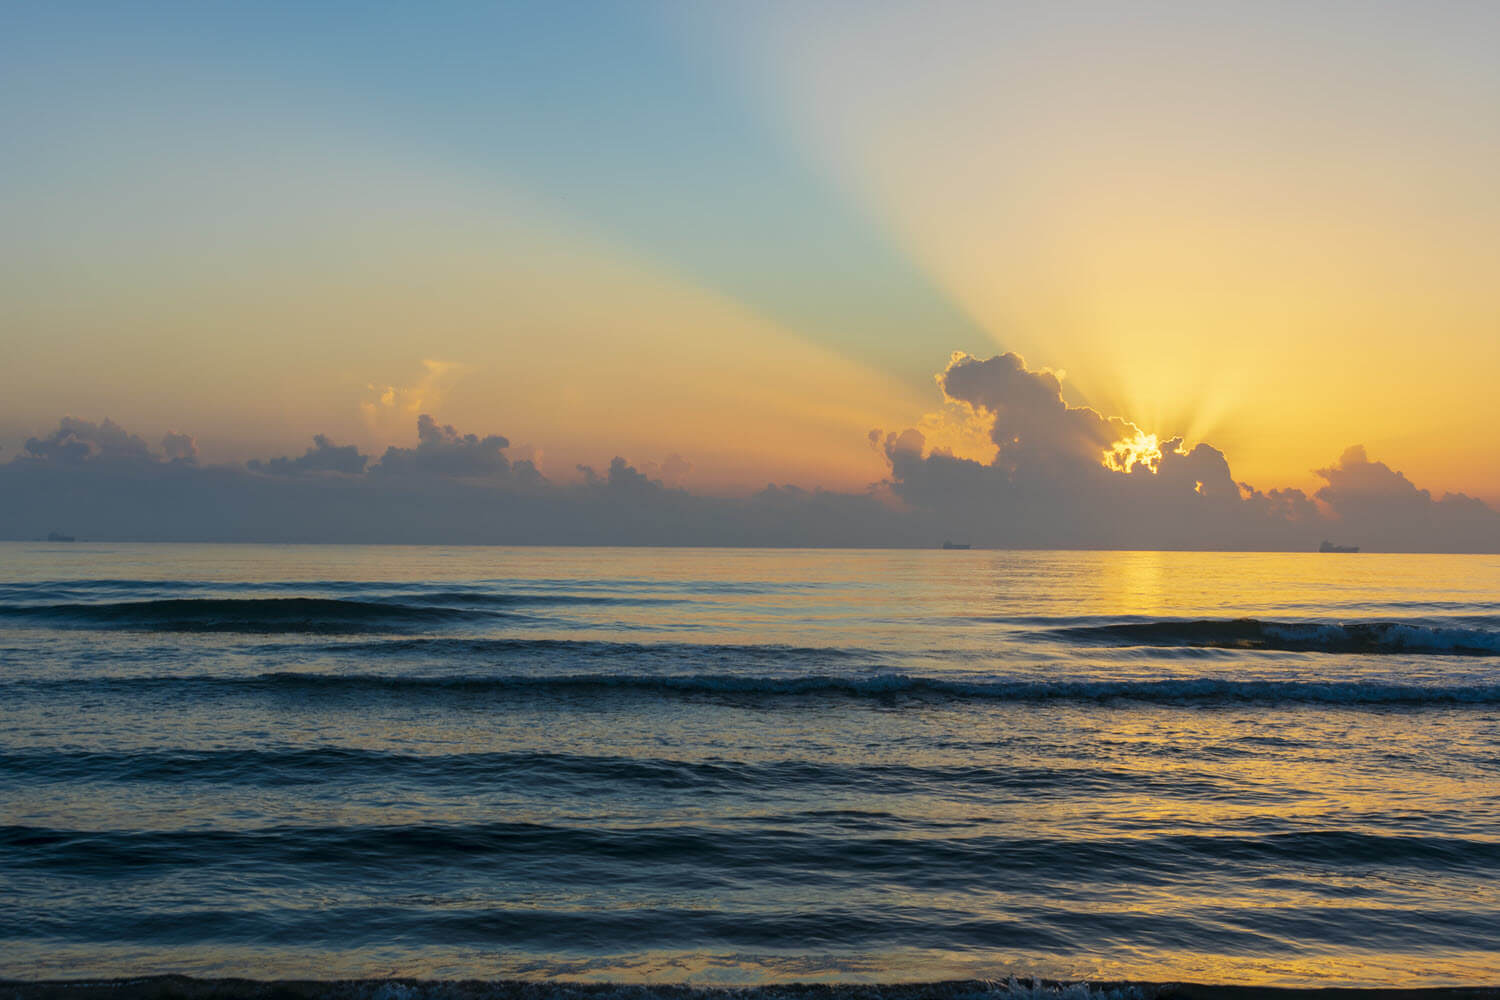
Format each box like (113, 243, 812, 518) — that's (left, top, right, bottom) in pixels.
(359, 360, 466, 433)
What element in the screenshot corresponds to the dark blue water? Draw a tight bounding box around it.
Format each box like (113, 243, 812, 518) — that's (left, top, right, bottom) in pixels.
(2, 544, 1499, 987)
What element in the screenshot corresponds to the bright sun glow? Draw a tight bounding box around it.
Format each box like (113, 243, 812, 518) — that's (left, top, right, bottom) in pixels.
(1104, 431, 1164, 474)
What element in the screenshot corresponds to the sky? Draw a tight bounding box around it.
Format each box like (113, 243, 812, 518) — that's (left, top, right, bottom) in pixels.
(3, 1, 1499, 543)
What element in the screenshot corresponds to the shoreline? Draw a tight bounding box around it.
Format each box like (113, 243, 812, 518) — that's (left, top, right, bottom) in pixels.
(4, 979, 1500, 1000)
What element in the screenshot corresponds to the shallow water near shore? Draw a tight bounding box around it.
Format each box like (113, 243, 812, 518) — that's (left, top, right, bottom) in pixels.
(2, 544, 1499, 987)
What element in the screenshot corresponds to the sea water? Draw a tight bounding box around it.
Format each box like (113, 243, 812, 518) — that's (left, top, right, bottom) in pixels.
(1, 543, 1498, 987)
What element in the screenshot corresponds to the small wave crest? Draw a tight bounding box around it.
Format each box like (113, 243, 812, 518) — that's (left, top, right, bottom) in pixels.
(0, 597, 483, 633)
(1053, 618, 1500, 655)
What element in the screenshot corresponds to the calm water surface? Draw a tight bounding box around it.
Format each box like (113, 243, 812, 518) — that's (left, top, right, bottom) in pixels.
(1, 543, 1498, 986)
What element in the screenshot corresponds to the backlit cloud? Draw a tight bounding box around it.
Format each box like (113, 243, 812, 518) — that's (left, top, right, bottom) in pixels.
(872, 353, 1499, 551)
(3, 354, 1498, 551)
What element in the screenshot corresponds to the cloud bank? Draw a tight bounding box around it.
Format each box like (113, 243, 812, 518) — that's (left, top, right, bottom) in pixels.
(247, 435, 367, 476)
(3, 353, 1497, 550)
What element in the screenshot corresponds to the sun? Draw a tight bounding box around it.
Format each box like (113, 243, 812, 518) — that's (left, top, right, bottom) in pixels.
(1104, 431, 1164, 474)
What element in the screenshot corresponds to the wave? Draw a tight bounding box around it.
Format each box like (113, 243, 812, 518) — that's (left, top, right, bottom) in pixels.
(7, 822, 1497, 879)
(1052, 618, 1500, 655)
(0, 748, 1249, 800)
(0, 597, 504, 633)
(0, 589, 686, 633)
(18, 671, 1500, 706)
(382, 590, 677, 608)
(0, 979, 1153, 1000)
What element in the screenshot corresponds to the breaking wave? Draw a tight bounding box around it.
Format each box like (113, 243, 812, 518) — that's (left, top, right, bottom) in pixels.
(1052, 618, 1500, 655)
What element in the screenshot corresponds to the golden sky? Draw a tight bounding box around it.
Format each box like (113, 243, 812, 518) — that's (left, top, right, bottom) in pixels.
(3, 2, 1497, 500)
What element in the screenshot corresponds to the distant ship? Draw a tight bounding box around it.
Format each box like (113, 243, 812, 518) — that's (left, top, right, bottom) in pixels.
(1319, 540, 1359, 553)
(46, 531, 76, 543)
(941, 541, 971, 550)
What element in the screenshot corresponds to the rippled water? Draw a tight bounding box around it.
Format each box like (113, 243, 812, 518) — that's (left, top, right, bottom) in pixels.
(2, 543, 1499, 987)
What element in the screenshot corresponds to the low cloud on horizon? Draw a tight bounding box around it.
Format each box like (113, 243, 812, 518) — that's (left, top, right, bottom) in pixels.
(4, 353, 1498, 551)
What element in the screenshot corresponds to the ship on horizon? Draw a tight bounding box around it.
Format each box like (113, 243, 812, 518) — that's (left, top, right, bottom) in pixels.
(1319, 540, 1359, 553)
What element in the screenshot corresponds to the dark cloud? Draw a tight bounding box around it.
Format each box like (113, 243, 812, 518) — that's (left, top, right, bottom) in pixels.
(24, 417, 154, 464)
(938, 352, 1134, 472)
(2, 358, 1497, 550)
(161, 431, 199, 464)
(249, 435, 368, 476)
(578, 456, 656, 493)
(1313, 446, 1500, 552)
(374, 414, 538, 482)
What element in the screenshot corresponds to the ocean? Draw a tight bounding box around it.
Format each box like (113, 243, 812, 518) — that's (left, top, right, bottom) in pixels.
(2, 543, 1498, 992)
